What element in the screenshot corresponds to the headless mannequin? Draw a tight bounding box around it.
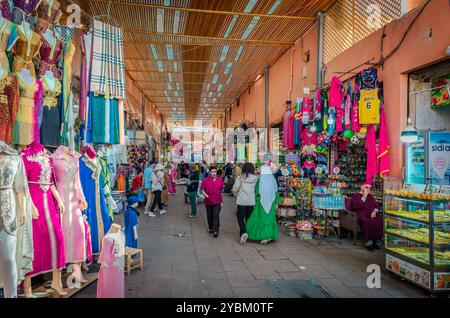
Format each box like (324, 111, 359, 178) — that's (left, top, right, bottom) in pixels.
(19, 67, 33, 84)
(23, 144, 68, 298)
(43, 69, 56, 91)
(109, 223, 121, 234)
(42, 27, 56, 48)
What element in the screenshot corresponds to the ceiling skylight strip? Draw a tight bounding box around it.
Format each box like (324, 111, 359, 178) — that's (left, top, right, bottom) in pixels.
(227, 75, 233, 84)
(167, 83, 173, 90)
(166, 45, 174, 60)
(173, 62, 178, 72)
(173, 10, 181, 34)
(168, 73, 173, 82)
(163, 0, 170, 6)
(244, 0, 258, 13)
(235, 46, 244, 61)
(224, 62, 232, 74)
(176, 83, 181, 90)
(224, 15, 238, 38)
(156, 8, 164, 33)
(218, 85, 223, 92)
(241, 16, 260, 39)
(211, 62, 217, 74)
(213, 74, 219, 84)
(157, 61, 164, 72)
(220, 46, 230, 62)
(150, 45, 158, 59)
(268, 0, 282, 15)
(174, 91, 179, 97)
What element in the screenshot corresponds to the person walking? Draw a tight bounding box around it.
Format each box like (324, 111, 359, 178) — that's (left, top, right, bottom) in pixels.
(168, 163, 178, 194)
(200, 166, 224, 238)
(232, 163, 258, 244)
(144, 160, 156, 215)
(187, 165, 200, 218)
(148, 163, 166, 217)
(246, 164, 280, 244)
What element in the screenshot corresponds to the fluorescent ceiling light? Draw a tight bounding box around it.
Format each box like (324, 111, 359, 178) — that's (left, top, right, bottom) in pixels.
(224, 15, 238, 38)
(213, 74, 219, 84)
(168, 73, 173, 82)
(150, 45, 158, 59)
(211, 62, 217, 73)
(220, 46, 230, 62)
(218, 84, 223, 92)
(173, 62, 178, 72)
(157, 61, 164, 72)
(227, 75, 233, 84)
(173, 10, 181, 34)
(164, 0, 170, 6)
(166, 45, 174, 60)
(235, 46, 244, 61)
(242, 16, 260, 39)
(244, 0, 258, 13)
(224, 62, 232, 74)
(268, 0, 282, 15)
(156, 8, 164, 33)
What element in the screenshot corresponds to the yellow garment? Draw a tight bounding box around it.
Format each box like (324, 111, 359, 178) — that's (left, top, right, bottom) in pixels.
(358, 88, 380, 124)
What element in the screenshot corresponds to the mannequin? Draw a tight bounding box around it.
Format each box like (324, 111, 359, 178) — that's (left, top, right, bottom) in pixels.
(19, 67, 33, 84)
(21, 141, 68, 297)
(39, 69, 61, 147)
(11, 20, 41, 77)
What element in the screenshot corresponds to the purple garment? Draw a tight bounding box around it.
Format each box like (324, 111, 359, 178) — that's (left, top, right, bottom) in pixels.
(12, 0, 39, 26)
(37, 36, 63, 77)
(13, 0, 39, 14)
(1, 0, 12, 20)
(350, 193, 383, 241)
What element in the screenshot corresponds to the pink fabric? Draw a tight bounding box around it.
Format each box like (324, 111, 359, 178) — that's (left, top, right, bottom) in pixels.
(344, 94, 352, 130)
(34, 80, 44, 143)
(301, 129, 318, 146)
(53, 146, 87, 264)
(21, 142, 65, 277)
(79, 32, 87, 120)
(97, 233, 125, 298)
(302, 161, 316, 169)
(365, 125, 378, 185)
(329, 76, 343, 109)
(84, 219, 93, 262)
(351, 99, 361, 132)
(200, 176, 224, 206)
(378, 105, 390, 177)
(301, 98, 313, 124)
(283, 110, 294, 149)
(168, 167, 177, 194)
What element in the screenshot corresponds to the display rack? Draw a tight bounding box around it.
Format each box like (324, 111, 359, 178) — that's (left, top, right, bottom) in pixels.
(384, 194, 450, 293)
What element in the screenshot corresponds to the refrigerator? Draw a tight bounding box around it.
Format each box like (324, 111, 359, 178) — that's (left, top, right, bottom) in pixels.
(405, 131, 450, 186)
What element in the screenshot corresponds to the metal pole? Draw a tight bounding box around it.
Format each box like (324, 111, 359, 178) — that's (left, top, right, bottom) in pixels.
(316, 12, 324, 87)
(264, 67, 269, 151)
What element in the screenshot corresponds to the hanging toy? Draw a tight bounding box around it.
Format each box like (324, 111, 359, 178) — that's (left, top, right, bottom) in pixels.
(318, 135, 325, 144)
(343, 129, 353, 139)
(327, 108, 336, 137)
(357, 126, 367, 139)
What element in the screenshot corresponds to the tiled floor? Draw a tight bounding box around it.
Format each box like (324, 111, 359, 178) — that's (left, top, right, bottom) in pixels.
(74, 188, 429, 298)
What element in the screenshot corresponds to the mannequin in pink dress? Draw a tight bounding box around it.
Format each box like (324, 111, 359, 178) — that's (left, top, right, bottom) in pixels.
(97, 223, 125, 298)
(168, 164, 177, 194)
(52, 146, 88, 285)
(21, 141, 67, 297)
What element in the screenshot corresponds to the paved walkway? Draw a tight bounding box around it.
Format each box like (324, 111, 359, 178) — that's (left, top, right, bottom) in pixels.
(75, 187, 428, 298)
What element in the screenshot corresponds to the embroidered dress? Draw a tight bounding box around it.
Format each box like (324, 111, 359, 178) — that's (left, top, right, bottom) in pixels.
(39, 76, 61, 147)
(124, 207, 138, 248)
(12, 74, 43, 146)
(36, 0, 62, 33)
(79, 155, 112, 254)
(21, 142, 65, 278)
(0, 0, 13, 21)
(0, 72, 19, 144)
(12, 0, 40, 28)
(0, 141, 34, 287)
(52, 146, 86, 264)
(36, 34, 62, 77)
(10, 24, 41, 77)
(0, 19, 18, 72)
(97, 230, 125, 298)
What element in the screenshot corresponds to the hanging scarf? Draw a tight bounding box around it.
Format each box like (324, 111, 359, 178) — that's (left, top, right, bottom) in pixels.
(259, 166, 278, 215)
(365, 124, 378, 184)
(378, 104, 390, 177)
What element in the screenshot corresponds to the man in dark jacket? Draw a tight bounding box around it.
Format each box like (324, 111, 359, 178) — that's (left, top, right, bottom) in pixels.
(187, 166, 200, 218)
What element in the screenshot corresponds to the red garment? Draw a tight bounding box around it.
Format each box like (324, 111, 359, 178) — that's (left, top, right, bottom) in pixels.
(365, 125, 378, 184)
(378, 105, 389, 177)
(200, 176, 224, 206)
(301, 130, 318, 146)
(0, 73, 19, 144)
(350, 193, 383, 241)
(131, 175, 143, 192)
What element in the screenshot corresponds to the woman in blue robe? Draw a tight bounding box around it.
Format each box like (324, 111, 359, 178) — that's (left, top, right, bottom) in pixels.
(79, 155, 112, 254)
(125, 196, 139, 248)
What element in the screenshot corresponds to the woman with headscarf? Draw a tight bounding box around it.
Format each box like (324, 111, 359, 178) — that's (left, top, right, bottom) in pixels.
(245, 164, 280, 244)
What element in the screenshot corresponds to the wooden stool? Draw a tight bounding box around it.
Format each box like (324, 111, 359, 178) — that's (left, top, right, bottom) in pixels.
(125, 247, 143, 275)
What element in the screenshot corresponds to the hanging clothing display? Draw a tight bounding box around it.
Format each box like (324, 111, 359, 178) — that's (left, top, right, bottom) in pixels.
(62, 38, 74, 111)
(283, 110, 293, 149)
(0, 72, 19, 144)
(21, 142, 65, 278)
(61, 91, 75, 149)
(86, 93, 121, 144)
(378, 105, 390, 177)
(0, 19, 18, 72)
(365, 124, 378, 185)
(79, 31, 88, 120)
(0, 0, 13, 21)
(88, 19, 126, 99)
(52, 146, 87, 264)
(301, 129, 318, 146)
(98, 156, 115, 220)
(0, 141, 34, 297)
(39, 75, 61, 147)
(12, 74, 43, 146)
(124, 205, 138, 248)
(36, 34, 62, 77)
(356, 68, 378, 90)
(12, 0, 40, 27)
(97, 230, 125, 298)
(79, 155, 112, 254)
(293, 98, 302, 146)
(36, 0, 62, 33)
(358, 88, 381, 124)
(10, 24, 41, 76)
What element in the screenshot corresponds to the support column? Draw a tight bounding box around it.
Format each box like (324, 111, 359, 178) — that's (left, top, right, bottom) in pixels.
(264, 67, 269, 151)
(316, 12, 324, 87)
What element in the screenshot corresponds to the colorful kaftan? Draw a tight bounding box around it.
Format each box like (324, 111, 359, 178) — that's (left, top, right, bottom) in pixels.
(36, 34, 62, 77)
(0, 72, 19, 144)
(39, 76, 61, 147)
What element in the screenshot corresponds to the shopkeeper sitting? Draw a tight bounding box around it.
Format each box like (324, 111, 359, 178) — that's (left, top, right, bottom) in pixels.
(349, 184, 383, 252)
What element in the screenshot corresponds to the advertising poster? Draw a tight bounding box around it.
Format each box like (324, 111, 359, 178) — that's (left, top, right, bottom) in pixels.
(406, 135, 425, 184)
(428, 132, 450, 186)
(386, 254, 430, 289)
(434, 273, 450, 290)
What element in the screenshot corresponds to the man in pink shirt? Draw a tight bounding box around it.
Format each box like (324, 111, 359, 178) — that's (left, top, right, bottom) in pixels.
(200, 166, 224, 237)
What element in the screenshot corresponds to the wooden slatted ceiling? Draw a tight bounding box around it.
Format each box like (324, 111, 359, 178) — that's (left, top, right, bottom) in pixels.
(88, 0, 334, 125)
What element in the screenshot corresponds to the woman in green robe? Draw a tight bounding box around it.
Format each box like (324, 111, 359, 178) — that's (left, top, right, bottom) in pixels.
(246, 165, 280, 244)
